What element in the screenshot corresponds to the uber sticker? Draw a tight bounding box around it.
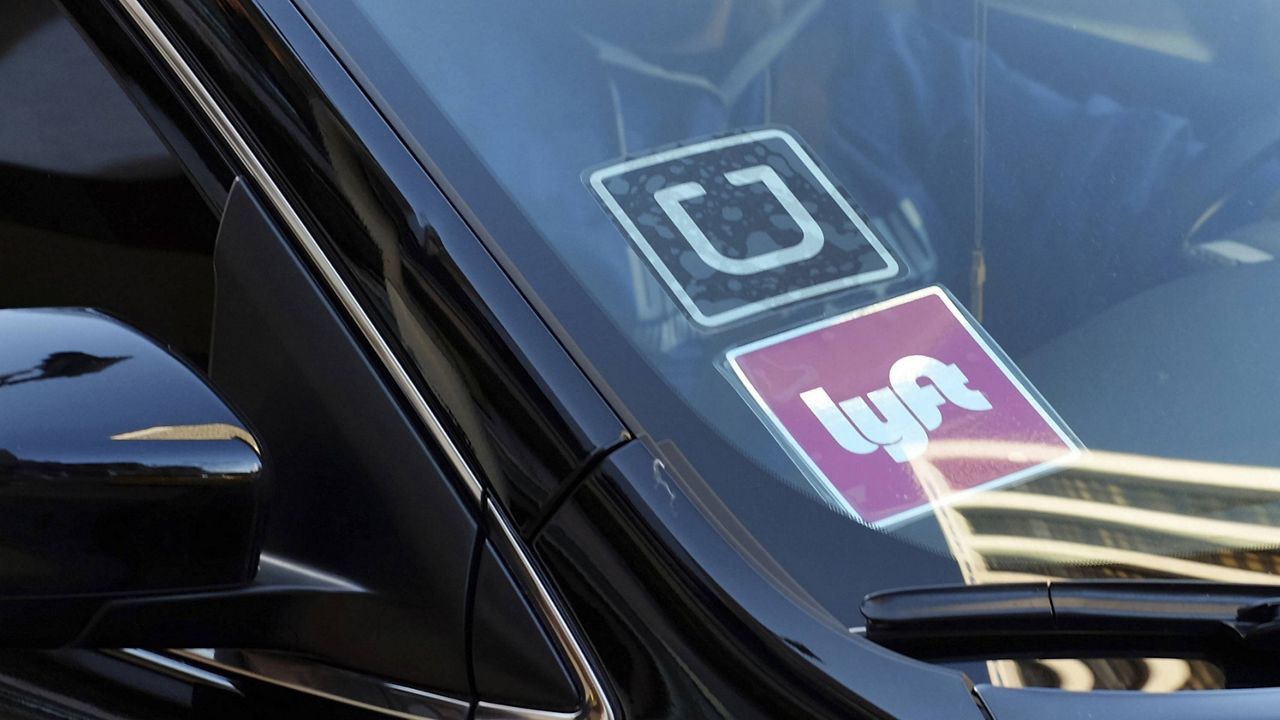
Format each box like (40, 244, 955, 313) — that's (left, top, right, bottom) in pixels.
(727, 287, 1080, 527)
(589, 129, 902, 327)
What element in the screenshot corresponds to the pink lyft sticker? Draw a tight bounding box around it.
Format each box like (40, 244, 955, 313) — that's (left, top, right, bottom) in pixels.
(727, 286, 1079, 527)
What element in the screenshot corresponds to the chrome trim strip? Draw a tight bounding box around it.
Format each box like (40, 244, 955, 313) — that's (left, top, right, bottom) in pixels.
(485, 497, 610, 720)
(112, 2, 612, 719)
(114, 0, 483, 504)
(173, 649, 469, 720)
(476, 700, 579, 720)
(115, 648, 239, 692)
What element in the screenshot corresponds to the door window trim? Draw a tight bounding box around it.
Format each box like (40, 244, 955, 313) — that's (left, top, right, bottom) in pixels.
(111, 1, 613, 718)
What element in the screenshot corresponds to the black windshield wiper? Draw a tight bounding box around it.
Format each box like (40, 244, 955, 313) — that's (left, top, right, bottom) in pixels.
(860, 580, 1280, 659)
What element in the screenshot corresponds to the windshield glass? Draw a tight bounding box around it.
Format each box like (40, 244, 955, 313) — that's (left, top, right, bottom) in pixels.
(301, 0, 1280, 691)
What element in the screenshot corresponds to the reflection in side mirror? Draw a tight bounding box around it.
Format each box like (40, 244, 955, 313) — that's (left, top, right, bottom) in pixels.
(0, 308, 265, 596)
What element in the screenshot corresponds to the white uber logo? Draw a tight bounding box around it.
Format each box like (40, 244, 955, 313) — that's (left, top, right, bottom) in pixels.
(588, 129, 901, 326)
(800, 355, 991, 463)
(654, 164, 825, 275)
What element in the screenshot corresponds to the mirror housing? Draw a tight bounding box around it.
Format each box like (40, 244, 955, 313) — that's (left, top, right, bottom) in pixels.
(0, 308, 265, 596)
(0, 309, 388, 657)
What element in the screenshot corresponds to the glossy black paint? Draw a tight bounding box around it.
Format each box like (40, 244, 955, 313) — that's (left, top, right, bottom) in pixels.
(133, 0, 628, 535)
(209, 178, 477, 696)
(977, 684, 1280, 720)
(0, 649, 402, 719)
(0, 650, 226, 718)
(534, 441, 988, 719)
(0, 308, 263, 595)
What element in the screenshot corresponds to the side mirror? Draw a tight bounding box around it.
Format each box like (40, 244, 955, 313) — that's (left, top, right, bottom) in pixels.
(0, 308, 265, 595)
(0, 308, 419, 668)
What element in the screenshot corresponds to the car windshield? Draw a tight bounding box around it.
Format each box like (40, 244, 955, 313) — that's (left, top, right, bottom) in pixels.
(301, 0, 1280, 690)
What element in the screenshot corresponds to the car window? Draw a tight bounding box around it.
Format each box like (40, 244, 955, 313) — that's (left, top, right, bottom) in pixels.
(0, 0, 218, 366)
(299, 0, 1280, 691)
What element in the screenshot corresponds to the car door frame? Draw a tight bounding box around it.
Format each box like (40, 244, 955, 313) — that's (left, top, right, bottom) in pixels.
(48, 0, 624, 717)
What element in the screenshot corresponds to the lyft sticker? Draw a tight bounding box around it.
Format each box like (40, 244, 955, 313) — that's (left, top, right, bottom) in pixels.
(589, 129, 902, 327)
(727, 287, 1079, 527)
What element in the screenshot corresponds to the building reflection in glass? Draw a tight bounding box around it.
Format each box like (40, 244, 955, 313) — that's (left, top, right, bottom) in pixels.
(915, 440, 1280, 691)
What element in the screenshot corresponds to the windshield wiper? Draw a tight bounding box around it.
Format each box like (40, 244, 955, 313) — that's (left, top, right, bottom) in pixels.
(860, 580, 1280, 660)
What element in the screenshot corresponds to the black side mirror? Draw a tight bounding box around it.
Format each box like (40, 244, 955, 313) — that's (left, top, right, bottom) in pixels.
(0, 308, 412, 666)
(0, 308, 265, 595)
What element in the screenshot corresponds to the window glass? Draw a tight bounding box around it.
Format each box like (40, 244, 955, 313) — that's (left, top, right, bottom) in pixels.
(300, 0, 1280, 691)
(0, 0, 217, 365)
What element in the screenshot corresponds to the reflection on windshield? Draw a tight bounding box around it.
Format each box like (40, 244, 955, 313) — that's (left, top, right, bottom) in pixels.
(999, 657, 1225, 692)
(920, 442, 1280, 690)
(302, 0, 1280, 695)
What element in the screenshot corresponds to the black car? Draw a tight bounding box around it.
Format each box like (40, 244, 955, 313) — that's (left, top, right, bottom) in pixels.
(6, 0, 1280, 717)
